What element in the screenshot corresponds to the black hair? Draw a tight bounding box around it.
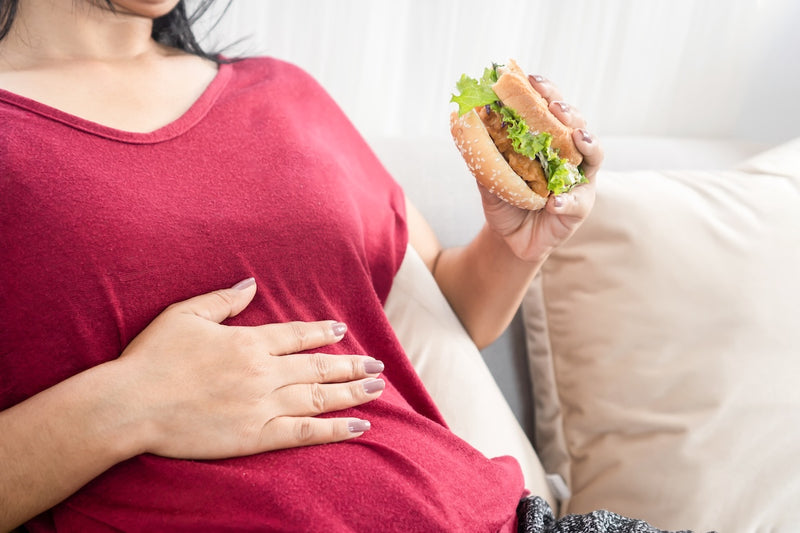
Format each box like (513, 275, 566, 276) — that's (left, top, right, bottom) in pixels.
(0, 1, 15, 42)
(0, 0, 231, 63)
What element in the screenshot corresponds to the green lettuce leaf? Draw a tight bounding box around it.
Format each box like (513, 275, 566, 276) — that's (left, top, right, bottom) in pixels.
(449, 67, 499, 116)
(495, 105, 550, 158)
(543, 154, 586, 195)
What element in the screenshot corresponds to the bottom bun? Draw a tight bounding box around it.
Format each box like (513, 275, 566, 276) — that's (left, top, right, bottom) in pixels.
(450, 109, 548, 211)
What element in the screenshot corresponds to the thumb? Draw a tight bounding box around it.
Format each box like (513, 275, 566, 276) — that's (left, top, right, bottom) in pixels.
(175, 277, 257, 324)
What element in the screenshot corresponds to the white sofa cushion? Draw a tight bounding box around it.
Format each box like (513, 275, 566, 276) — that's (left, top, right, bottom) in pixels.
(736, 137, 800, 178)
(522, 139, 800, 531)
(385, 244, 555, 508)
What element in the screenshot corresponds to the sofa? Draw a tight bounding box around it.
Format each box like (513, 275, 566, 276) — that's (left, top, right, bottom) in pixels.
(378, 135, 800, 532)
(202, 1, 800, 530)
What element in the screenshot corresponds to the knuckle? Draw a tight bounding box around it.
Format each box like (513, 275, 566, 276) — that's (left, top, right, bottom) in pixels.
(350, 381, 365, 402)
(350, 357, 361, 378)
(288, 321, 309, 353)
(210, 289, 236, 309)
(330, 422, 348, 441)
(311, 353, 334, 381)
(294, 419, 315, 443)
(310, 383, 327, 413)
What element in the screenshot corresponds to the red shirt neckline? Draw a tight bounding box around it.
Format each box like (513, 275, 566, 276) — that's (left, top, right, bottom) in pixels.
(0, 61, 232, 144)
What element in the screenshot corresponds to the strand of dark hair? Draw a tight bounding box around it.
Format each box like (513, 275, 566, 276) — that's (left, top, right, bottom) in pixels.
(0, 0, 15, 43)
(0, 0, 233, 63)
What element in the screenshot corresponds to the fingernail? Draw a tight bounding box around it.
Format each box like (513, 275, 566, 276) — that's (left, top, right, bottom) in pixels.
(348, 419, 371, 433)
(554, 101, 569, 113)
(331, 322, 347, 337)
(232, 277, 255, 291)
(363, 359, 384, 374)
(363, 378, 385, 394)
(554, 195, 565, 208)
(530, 74, 546, 83)
(578, 128, 592, 144)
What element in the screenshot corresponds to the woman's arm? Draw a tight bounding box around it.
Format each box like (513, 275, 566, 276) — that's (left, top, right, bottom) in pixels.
(407, 75, 603, 349)
(0, 359, 146, 530)
(0, 280, 384, 530)
(407, 207, 544, 350)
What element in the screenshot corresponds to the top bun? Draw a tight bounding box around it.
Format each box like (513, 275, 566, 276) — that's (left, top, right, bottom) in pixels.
(493, 60, 582, 166)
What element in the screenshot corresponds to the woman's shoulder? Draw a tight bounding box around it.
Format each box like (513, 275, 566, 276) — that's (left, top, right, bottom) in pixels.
(226, 55, 315, 85)
(223, 55, 334, 108)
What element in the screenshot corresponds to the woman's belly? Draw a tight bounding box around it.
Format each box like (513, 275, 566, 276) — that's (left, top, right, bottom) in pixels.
(38, 387, 524, 532)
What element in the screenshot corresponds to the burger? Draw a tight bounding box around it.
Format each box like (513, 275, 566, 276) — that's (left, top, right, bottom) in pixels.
(450, 59, 587, 210)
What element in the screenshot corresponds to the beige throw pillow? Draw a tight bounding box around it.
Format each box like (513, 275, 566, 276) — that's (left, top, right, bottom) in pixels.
(385, 244, 555, 508)
(522, 144, 800, 532)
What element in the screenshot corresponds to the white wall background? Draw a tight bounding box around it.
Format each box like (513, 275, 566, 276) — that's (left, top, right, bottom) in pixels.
(194, 0, 800, 145)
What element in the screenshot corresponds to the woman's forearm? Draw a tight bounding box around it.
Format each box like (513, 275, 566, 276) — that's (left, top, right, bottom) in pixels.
(0, 360, 144, 530)
(433, 223, 544, 349)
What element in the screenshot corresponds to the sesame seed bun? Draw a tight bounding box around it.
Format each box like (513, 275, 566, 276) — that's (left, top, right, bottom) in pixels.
(450, 59, 582, 211)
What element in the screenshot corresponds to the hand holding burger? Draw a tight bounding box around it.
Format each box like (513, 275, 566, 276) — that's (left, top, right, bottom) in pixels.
(450, 60, 603, 262)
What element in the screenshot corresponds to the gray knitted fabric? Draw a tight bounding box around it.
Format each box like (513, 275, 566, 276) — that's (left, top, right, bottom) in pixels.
(516, 496, 705, 533)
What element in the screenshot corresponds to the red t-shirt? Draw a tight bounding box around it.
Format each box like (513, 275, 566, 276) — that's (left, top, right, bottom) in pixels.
(0, 57, 523, 532)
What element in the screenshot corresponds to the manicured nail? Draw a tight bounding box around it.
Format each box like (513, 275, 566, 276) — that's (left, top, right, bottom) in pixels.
(363, 378, 385, 394)
(331, 322, 347, 337)
(554, 195, 565, 208)
(232, 277, 255, 291)
(578, 128, 592, 144)
(364, 359, 384, 374)
(530, 74, 546, 83)
(554, 101, 570, 113)
(348, 419, 371, 433)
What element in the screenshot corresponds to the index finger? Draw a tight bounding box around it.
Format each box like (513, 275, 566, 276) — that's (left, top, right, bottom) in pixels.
(260, 320, 348, 356)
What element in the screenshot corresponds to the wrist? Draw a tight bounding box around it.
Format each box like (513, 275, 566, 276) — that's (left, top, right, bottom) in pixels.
(483, 223, 549, 270)
(84, 359, 154, 460)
